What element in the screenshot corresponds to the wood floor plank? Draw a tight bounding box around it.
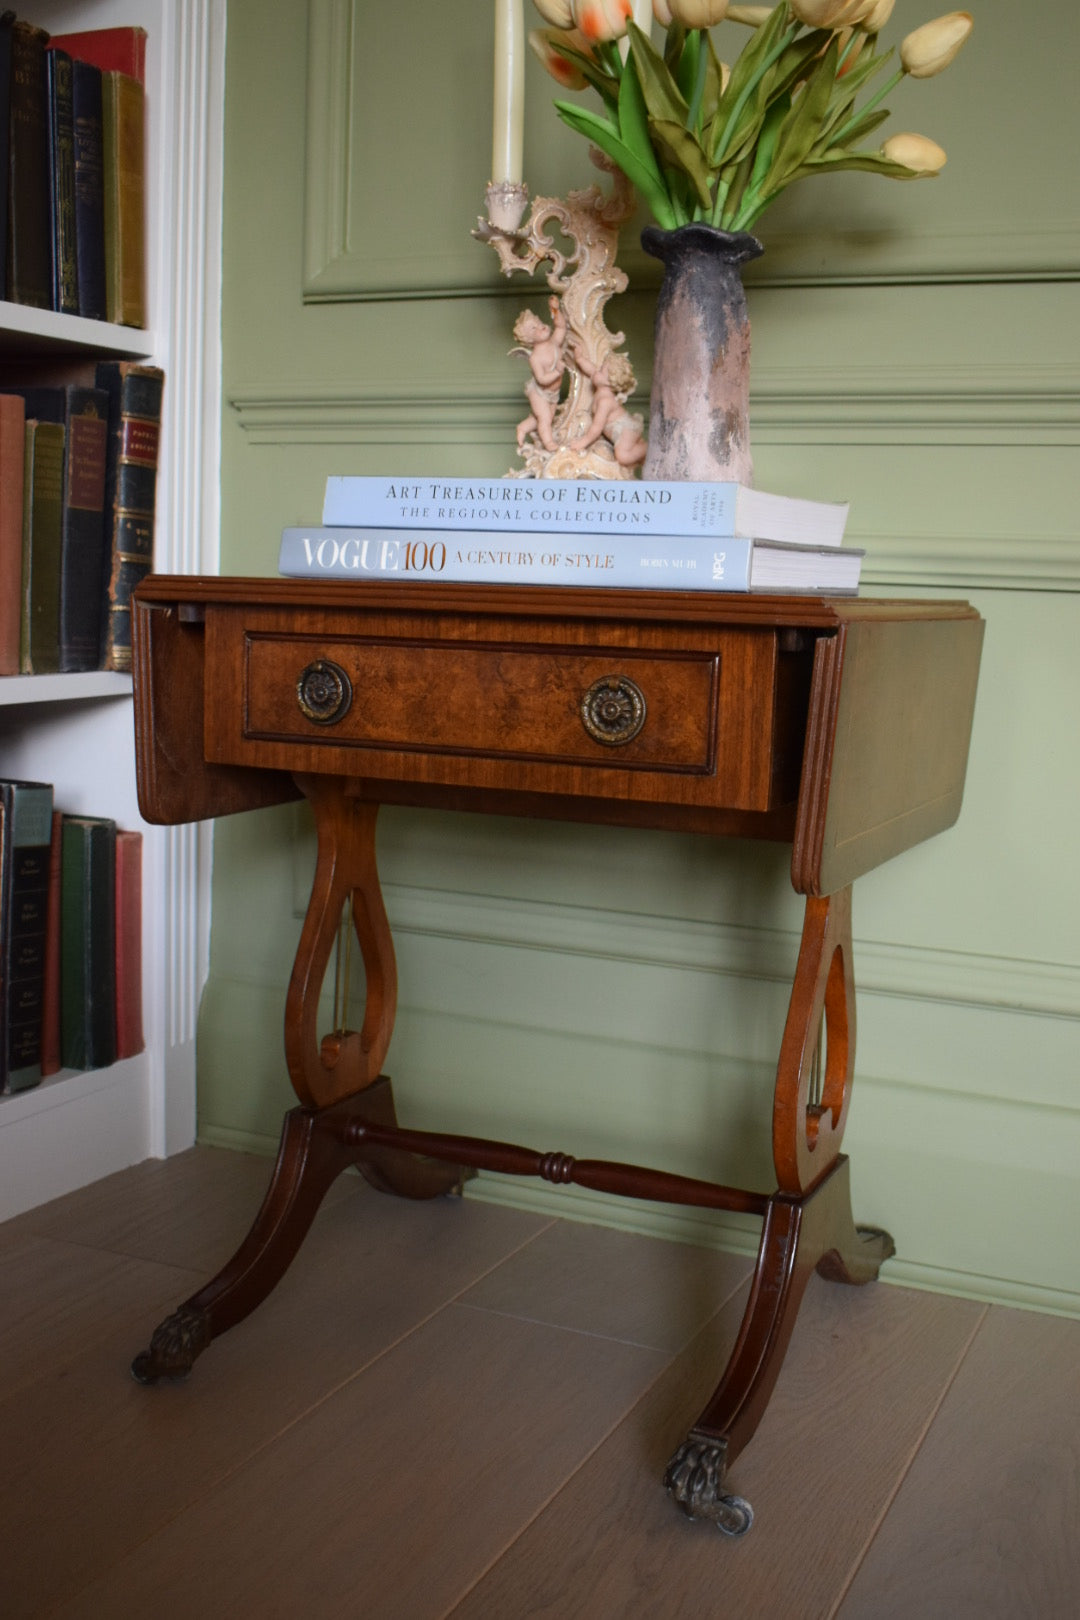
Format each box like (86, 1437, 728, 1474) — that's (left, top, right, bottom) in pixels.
(0, 1184, 551, 1619)
(48, 1304, 669, 1620)
(835, 1305, 1080, 1620)
(448, 1278, 985, 1620)
(0, 1232, 202, 1400)
(0, 1144, 360, 1273)
(459, 1218, 752, 1351)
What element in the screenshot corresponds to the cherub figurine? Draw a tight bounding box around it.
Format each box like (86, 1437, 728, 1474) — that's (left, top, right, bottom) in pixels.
(571, 348, 647, 469)
(511, 295, 567, 453)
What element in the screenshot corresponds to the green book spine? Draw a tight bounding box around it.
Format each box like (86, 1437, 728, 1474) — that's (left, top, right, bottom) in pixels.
(60, 815, 117, 1071)
(1, 780, 54, 1094)
(20, 421, 65, 674)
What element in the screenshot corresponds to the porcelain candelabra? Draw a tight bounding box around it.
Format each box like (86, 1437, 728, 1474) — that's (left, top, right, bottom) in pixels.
(475, 152, 647, 480)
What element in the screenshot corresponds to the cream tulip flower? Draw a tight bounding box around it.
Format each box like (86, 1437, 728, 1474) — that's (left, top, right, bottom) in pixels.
(571, 0, 634, 41)
(900, 11, 973, 78)
(532, 0, 576, 27)
(726, 6, 774, 24)
(882, 132, 947, 173)
(859, 0, 895, 31)
(789, 1, 875, 28)
(529, 28, 590, 87)
(667, 0, 729, 25)
(652, 0, 673, 23)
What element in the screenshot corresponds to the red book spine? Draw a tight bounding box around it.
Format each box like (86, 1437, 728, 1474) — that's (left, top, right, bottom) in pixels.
(39, 810, 63, 1076)
(114, 828, 144, 1059)
(47, 27, 147, 85)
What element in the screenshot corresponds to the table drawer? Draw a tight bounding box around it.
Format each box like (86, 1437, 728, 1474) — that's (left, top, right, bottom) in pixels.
(239, 633, 719, 773)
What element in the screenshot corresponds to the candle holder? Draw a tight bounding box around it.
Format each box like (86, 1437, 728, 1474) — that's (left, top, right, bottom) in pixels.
(474, 149, 647, 480)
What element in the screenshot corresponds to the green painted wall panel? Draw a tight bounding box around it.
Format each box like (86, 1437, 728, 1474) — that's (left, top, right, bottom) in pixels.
(210, 0, 1080, 1312)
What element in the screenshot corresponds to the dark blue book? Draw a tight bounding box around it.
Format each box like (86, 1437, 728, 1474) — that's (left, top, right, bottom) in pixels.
(0, 11, 15, 303)
(46, 47, 79, 314)
(68, 57, 106, 321)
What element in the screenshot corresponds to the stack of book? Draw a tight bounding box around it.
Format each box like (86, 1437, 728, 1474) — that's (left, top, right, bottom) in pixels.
(279, 476, 864, 595)
(1, 18, 147, 325)
(0, 363, 164, 675)
(0, 778, 144, 1096)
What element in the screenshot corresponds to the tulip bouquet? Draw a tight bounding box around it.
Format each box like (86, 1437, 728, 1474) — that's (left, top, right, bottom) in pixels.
(529, 1, 973, 234)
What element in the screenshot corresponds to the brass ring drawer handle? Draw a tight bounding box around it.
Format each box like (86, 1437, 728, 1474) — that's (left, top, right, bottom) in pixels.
(296, 660, 352, 724)
(581, 675, 647, 747)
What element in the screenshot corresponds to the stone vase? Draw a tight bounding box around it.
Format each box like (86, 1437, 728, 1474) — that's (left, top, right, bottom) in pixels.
(641, 223, 764, 485)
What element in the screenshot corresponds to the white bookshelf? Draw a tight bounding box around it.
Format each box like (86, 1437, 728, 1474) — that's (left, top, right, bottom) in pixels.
(0, 0, 226, 1220)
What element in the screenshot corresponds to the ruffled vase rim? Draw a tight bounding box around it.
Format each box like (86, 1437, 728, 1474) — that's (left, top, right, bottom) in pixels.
(641, 222, 764, 268)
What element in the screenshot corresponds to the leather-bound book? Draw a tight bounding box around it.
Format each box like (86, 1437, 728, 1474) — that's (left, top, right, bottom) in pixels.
(68, 58, 106, 321)
(0, 393, 26, 676)
(45, 46, 79, 314)
(47, 26, 147, 85)
(6, 19, 52, 309)
(0, 11, 15, 302)
(19, 419, 64, 674)
(114, 828, 143, 1059)
(9, 385, 109, 671)
(60, 813, 117, 1071)
(95, 361, 164, 670)
(101, 69, 145, 327)
(39, 808, 62, 1077)
(0, 779, 53, 1095)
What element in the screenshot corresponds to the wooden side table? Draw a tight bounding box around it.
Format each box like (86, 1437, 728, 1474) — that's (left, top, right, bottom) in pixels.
(129, 577, 983, 1534)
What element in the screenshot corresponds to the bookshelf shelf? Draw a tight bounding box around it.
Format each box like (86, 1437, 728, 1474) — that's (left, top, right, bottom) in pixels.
(0, 300, 154, 359)
(0, 671, 133, 706)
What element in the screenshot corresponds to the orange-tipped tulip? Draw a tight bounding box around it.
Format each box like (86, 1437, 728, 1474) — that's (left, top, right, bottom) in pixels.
(571, 0, 635, 41)
(529, 28, 590, 87)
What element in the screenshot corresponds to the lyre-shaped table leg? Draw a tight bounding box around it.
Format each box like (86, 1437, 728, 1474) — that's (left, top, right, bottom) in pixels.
(131, 777, 466, 1383)
(665, 888, 894, 1532)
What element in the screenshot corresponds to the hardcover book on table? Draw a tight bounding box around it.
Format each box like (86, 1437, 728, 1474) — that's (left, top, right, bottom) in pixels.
(280, 526, 864, 595)
(321, 476, 850, 547)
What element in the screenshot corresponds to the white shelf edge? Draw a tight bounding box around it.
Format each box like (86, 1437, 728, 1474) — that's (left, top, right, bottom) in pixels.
(0, 299, 156, 358)
(0, 671, 133, 707)
(0, 1056, 146, 1125)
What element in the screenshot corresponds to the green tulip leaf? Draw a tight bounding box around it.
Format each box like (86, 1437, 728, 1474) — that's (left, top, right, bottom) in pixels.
(768, 35, 840, 188)
(618, 49, 669, 189)
(553, 100, 679, 227)
(627, 21, 690, 128)
(648, 117, 714, 211)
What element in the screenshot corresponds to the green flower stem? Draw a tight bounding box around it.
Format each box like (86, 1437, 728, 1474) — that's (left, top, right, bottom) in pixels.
(829, 64, 903, 149)
(687, 38, 709, 135)
(709, 19, 801, 226)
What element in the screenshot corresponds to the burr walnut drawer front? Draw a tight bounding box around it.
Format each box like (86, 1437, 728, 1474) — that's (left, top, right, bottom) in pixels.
(227, 631, 720, 772)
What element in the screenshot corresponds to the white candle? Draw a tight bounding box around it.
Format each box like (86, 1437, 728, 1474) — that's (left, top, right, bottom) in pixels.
(621, 0, 653, 59)
(492, 0, 525, 185)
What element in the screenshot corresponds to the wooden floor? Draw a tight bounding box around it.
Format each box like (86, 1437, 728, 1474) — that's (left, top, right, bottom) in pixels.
(2, 1145, 1078, 1619)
